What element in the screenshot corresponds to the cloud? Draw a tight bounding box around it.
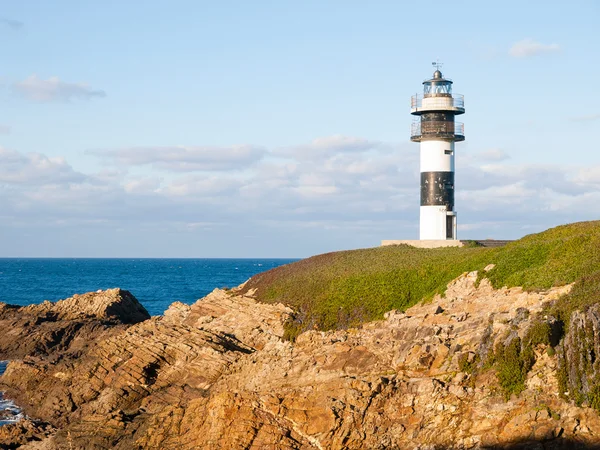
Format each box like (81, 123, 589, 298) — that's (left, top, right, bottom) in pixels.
(123, 176, 162, 194)
(276, 135, 381, 161)
(0, 125, 11, 135)
(572, 166, 600, 186)
(509, 38, 561, 58)
(89, 145, 266, 172)
(2, 137, 600, 256)
(0, 17, 23, 30)
(162, 174, 245, 198)
(13, 75, 106, 102)
(0, 147, 87, 185)
(464, 163, 590, 197)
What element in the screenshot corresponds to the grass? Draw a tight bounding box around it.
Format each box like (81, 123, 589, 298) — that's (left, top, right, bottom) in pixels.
(243, 245, 493, 331)
(548, 270, 600, 330)
(242, 221, 600, 336)
(482, 221, 600, 291)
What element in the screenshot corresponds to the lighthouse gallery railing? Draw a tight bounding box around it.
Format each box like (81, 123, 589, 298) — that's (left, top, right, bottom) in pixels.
(411, 121, 464, 139)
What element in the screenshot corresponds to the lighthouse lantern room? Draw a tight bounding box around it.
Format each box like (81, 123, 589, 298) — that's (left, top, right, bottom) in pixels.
(410, 64, 465, 240)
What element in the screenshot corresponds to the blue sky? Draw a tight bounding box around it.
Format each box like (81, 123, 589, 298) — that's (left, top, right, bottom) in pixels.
(0, 1, 599, 257)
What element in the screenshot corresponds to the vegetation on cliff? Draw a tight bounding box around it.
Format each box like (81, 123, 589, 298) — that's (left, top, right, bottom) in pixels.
(487, 268, 600, 400)
(243, 220, 600, 337)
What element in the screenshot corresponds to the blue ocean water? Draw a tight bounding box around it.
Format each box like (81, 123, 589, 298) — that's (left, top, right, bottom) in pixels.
(0, 360, 22, 426)
(0, 259, 296, 316)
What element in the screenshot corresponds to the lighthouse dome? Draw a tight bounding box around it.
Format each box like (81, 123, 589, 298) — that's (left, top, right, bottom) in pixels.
(433, 70, 443, 79)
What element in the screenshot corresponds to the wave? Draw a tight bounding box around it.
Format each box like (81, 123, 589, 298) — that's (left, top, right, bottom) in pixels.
(0, 361, 23, 426)
(0, 395, 22, 426)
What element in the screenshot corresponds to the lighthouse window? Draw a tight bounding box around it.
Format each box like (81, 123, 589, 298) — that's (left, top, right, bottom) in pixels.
(425, 82, 452, 95)
(444, 150, 454, 155)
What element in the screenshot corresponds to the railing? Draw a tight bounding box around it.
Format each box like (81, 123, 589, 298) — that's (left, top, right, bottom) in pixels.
(411, 121, 464, 140)
(411, 94, 464, 110)
(455, 122, 464, 136)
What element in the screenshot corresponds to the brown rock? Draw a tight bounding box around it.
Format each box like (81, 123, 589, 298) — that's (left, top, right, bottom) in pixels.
(0, 419, 56, 448)
(0, 288, 150, 359)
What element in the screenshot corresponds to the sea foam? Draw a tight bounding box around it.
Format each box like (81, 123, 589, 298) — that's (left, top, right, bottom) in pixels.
(0, 361, 23, 426)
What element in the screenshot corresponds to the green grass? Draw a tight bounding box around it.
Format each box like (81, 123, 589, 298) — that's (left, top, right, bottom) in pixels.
(548, 270, 600, 330)
(482, 221, 600, 291)
(242, 221, 600, 335)
(244, 245, 493, 331)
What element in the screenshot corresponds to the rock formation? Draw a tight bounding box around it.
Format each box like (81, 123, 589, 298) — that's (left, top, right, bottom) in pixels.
(0, 288, 150, 359)
(2, 276, 600, 449)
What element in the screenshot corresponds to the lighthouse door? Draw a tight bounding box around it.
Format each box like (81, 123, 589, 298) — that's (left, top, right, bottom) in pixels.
(446, 215, 454, 239)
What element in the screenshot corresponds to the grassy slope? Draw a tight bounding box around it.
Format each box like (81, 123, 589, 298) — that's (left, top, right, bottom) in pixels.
(242, 221, 600, 334)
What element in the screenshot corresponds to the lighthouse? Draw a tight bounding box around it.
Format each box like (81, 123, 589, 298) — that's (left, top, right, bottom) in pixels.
(411, 65, 465, 240)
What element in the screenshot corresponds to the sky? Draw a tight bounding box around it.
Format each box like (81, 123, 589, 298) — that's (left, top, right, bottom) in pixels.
(0, 1, 599, 257)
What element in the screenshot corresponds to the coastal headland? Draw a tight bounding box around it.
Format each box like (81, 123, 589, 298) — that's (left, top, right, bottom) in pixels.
(2, 221, 600, 449)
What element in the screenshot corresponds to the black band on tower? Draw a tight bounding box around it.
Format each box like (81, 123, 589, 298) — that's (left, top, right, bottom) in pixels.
(420, 172, 454, 209)
(419, 112, 456, 141)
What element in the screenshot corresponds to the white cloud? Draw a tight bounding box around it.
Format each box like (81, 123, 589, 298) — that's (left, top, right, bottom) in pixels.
(0, 147, 86, 185)
(123, 177, 162, 194)
(572, 166, 600, 186)
(509, 38, 561, 58)
(14, 75, 106, 102)
(544, 190, 600, 213)
(461, 182, 534, 206)
(276, 135, 381, 161)
(162, 174, 244, 197)
(295, 185, 339, 197)
(89, 145, 266, 172)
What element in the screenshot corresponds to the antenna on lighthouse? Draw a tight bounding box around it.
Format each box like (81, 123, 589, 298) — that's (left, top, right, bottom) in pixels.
(432, 60, 443, 71)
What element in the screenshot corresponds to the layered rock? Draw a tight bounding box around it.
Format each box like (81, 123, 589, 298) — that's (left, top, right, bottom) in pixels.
(2, 276, 600, 449)
(0, 288, 150, 359)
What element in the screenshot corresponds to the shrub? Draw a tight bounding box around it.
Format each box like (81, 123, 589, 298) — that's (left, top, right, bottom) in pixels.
(458, 353, 480, 374)
(493, 337, 535, 399)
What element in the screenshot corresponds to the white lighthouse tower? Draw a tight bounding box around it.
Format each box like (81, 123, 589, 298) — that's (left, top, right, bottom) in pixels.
(410, 64, 465, 240)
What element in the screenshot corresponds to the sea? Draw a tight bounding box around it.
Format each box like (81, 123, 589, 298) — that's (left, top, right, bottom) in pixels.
(0, 258, 297, 316)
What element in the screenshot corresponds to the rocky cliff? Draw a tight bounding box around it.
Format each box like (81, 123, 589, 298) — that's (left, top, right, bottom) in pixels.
(1, 276, 600, 449)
